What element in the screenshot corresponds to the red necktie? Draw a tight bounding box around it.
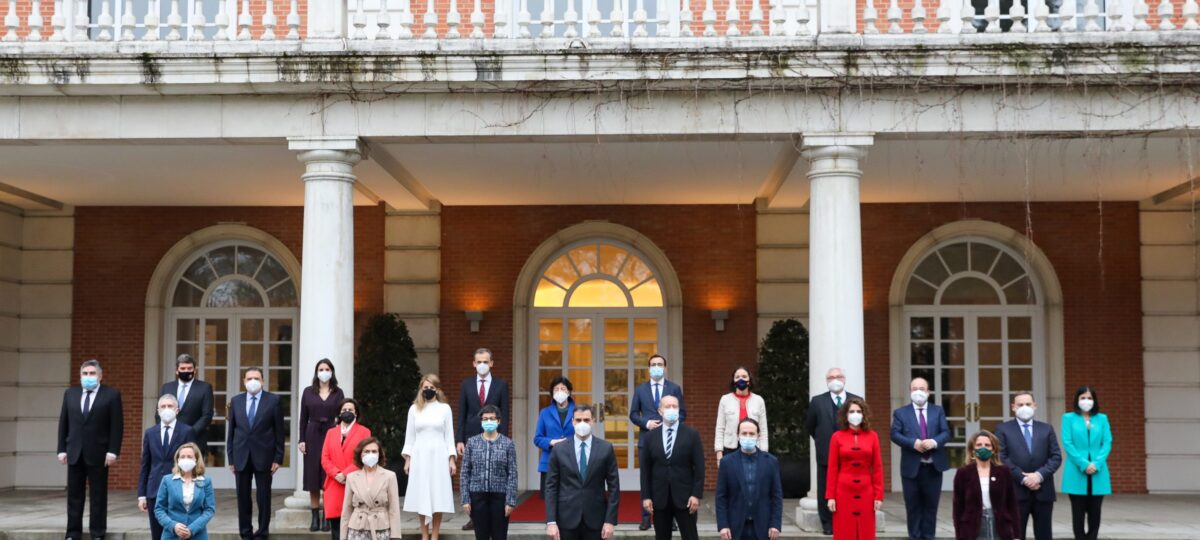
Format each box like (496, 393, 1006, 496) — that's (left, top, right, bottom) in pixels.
(479, 379, 486, 406)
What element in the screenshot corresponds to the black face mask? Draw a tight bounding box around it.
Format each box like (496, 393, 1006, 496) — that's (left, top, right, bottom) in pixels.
(422, 388, 437, 401)
(735, 379, 749, 390)
(339, 411, 356, 424)
(178, 372, 194, 383)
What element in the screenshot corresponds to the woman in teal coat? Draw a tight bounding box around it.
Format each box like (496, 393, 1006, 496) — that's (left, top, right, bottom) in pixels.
(1061, 386, 1112, 540)
(155, 442, 217, 540)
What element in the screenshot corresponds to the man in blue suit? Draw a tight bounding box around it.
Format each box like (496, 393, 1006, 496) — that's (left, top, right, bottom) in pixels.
(996, 391, 1062, 540)
(716, 419, 782, 540)
(629, 353, 686, 531)
(227, 367, 286, 540)
(138, 393, 197, 540)
(889, 377, 950, 540)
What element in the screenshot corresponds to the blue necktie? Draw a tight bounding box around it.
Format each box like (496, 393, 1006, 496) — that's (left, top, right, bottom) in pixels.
(248, 395, 259, 426)
(653, 383, 661, 410)
(1023, 423, 1033, 453)
(579, 442, 588, 479)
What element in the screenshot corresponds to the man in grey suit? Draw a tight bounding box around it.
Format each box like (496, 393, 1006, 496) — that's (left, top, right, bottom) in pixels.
(804, 367, 860, 536)
(545, 407, 620, 540)
(996, 391, 1062, 540)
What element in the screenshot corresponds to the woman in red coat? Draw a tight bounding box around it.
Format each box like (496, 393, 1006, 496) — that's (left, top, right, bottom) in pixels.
(826, 397, 884, 540)
(952, 430, 1020, 540)
(321, 398, 371, 539)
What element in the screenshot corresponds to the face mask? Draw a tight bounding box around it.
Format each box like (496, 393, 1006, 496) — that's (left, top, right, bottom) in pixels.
(574, 421, 592, 438)
(476, 363, 491, 376)
(974, 447, 994, 461)
(317, 371, 333, 383)
(339, 411, 356, 424)
(734, 379, 749, 391)
(159, 408, 178, 424)
(361, 452, 379, 468)
(1078, 399, 1094, 413)
(847, 412, 864, 426)
(177, 371, 194, 383)
(649, 366, 665, 380)
(1015, 405, 1035, 422)
(828, 379, 845, 393)
(245, 379, 262, 394)
(422, 388, 437, 401)
(739, 437, 758, 452)
(80, 375, 99, 390)
(482, 420, 500, 433)
(554, 391, 569, 405)
(662, 408, 680, 424)
(911, 390, 928, 406)
(177, 458, 197, 473)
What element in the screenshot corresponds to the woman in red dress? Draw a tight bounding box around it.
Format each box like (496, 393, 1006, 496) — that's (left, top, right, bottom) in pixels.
(826, 397, 884, 540)
(321, 398, 372, 540)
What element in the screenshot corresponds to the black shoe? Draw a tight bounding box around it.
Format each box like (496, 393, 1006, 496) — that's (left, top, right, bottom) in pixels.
(822, 528, 833, 536)
(310, 509, 321, 531)
(672, 522, 678, 531)
(322, 517, 331, 532)
(462, 519, 474, 531)
(639, 517, 652, 531)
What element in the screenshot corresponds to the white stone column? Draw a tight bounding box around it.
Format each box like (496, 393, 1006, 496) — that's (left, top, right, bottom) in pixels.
(277, 136, 365, 527)
(797, 133, 873, 531)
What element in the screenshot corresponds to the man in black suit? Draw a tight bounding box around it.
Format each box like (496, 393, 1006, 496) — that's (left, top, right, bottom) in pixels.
(458, 348, 511, 531)
(138, 393, 197, 540)
(630, 354, 686, 530)
(227, 367, 286, 539)
(640, 395, 704, 540)
(160, 353, 214, 457)
(715, 418, 783, 540)
(996, 391, 1062, 540)
(804, 367, 859, 536)
(57, 359, 124, 540)
(545, 407, 620, 540)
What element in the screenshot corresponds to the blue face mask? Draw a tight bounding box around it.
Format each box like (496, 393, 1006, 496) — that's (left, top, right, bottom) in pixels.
(481, 420, 499, 433)
(80, 375, 99, 390)
(649, 366, 665, 380)
(662, 408, 680, 424)
(739, 437, 758, 452)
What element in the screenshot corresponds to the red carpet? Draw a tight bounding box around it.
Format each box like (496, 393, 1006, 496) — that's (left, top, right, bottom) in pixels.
(510, 492, 644, 524)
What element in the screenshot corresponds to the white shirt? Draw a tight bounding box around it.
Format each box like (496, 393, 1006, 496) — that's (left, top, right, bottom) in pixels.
(980, 473, 992, 509)
(477, 376, 493, 400)
(831, 391, 846, 406)
(161, 420, 177, 446)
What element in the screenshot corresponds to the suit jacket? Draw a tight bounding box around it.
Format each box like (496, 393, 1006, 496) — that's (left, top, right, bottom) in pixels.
(640, 423, 705, 510)
(456, 376, 510, 442)
(545, 436, 620, 530)
(226, 391, 286, 471)
(138, 422, 197, 498)
(951, 464, 1020, 540)
(154, 474, 216, 540)
(630, 379, 686, 431)
(340, 468, 403, 538)
(805, 391, 861, 466)
(715, 451, 784, 540)
(995, 419, 1062, 502)
(161, 379, 214, 451)
(57, 385, 124, 466)
(889, 403, 951, 477)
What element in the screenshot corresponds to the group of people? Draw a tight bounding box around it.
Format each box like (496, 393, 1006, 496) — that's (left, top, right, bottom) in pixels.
(55, 352, 1113, 540)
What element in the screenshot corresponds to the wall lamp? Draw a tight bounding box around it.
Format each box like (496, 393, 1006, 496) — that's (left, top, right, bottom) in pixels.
(466, 311, 483, 333)
(711, 309, 729, 332)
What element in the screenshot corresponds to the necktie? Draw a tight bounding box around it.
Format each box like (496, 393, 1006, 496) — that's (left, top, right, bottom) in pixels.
(479, 379, 487, 406)
(653, 383, 661, 409)
(1023, 423, 1033, 453)
(163, 425, 171, 448)
(578, 442, 588, 479)
(918, 408, 928, 439)
(248, 395, 259, 426)
(178, 383, 189, 408)
(835, 395, 842, 408)
(83, 390, 94, 417)
(665, 427, 675, 459)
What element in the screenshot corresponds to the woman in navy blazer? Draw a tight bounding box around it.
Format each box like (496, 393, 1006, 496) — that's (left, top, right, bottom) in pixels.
(952, 431, 1019, 540)
(155, 442, 217, 540)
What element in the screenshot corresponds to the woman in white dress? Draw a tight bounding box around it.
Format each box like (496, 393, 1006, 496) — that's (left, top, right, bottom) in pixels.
(402, 373, 457, 540)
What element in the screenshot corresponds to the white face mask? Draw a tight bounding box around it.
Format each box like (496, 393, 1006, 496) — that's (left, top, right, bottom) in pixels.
(476, 363, 491, 376)
(317, 370, 333, 383)
(361, 452, 380, 468)
(1078, 399, 1094, 413)
(177, 458, 197, 473)
(828, 379, 845, 394)
(847, 412, 864, 426)
(1015, 405, 1035, 422)
(159, 408, 178, 424)
(911, 390, 928, 406)
(574, 421, 592, 438)
(245, 379, 262, 394)
(553, 391, 569, 405)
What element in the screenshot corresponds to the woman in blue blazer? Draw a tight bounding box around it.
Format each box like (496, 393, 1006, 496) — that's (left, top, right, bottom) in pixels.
(533, 375, 576, 498)
(155, 442, 216, 540)
(1061, 386, 1112, 540)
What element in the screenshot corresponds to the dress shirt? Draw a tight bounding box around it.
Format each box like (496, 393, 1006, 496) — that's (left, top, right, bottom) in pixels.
(574, 435, 592, 466)
(1018, 420, 1043, 483)
(162, 420, 177, 447)
(831, 391, 846, 408)
(912, 403, 938, 463)
(478, 376, 493, 401)
(246, 391, 261, 417)
(177, 381, 192, 407)
(662, 422, 678, 455)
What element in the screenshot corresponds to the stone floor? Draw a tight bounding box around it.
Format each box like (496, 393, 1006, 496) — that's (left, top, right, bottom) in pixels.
(0, 489, 1196, 540)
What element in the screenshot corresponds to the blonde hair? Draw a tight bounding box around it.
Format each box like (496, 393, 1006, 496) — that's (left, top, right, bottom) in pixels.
(414, 373, 447, 411)
(172, 442, 206, 476)
(965, 430, 1003, 466)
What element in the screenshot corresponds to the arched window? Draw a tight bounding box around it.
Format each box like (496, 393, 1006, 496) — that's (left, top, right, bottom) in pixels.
(172, 245, 298, 308)
(905, 240, 1037, 306)
(533, 243, 664, 308)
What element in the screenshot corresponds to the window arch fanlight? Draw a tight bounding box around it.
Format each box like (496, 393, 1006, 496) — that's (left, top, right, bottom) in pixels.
(533, 242, 665, 308)
(172, 244, 298, 308)
(905, 239, 1038, 306)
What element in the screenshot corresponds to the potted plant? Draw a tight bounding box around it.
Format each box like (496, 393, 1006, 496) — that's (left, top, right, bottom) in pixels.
(355, 313, 422, 494)
(756, 319, 811, 498)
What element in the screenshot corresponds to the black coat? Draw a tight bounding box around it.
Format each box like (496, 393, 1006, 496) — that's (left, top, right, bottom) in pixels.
(57, 385, 124, 466)
(161, 379, 214, 452)
(952, 464, 1021, 540)
(805, 391, 861, 466)
(226, 391, 286, 471)
(545, 436, 620, 530)
(456, 376, 510, 442)
(640, 423, 705, 510)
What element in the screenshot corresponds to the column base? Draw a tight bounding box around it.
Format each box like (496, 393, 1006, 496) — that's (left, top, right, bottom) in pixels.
(274, 491, 317, 530)
(796, 497, 886, 533)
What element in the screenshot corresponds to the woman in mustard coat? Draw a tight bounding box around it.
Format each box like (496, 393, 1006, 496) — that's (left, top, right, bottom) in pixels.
(1061, 386, 1112, 540)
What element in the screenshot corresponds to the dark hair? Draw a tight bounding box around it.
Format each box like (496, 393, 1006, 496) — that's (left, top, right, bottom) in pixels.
(837, 396, 873, 432)
(474, 348, 493, 360)
(80, 359, 102, 373)
(312, 358, 339, 390)
(736, 417, 760, 434)
(353, 437, 386, 469)
(175, 354, 196, 368)
(1073, 385, 1100, 415)
(549, 376, 573, 394)
(1011, 391, 1034, 405)
(572, 406, 594, 420)
(729, 366, 753, 392)
(243, 367, 264, 378)
(648, 354, 667, 366)
(479, 404, 501, 419)
(338, 397, 359, 415)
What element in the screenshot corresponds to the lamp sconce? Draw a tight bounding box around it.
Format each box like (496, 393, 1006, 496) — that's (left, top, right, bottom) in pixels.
(466, 311, 483, 333)
(711, 309, 729, 332)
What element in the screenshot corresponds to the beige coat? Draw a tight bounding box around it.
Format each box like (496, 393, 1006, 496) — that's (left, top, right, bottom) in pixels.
(340, 467, 403, 538)
(714, 392, 769, 452)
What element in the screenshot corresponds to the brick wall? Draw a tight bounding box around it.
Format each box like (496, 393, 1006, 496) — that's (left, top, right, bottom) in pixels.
(70, 204, 385, 490)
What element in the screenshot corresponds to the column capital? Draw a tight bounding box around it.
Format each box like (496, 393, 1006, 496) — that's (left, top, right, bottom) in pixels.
(288, 136, 367, 162)
(801, 133, 874, 158)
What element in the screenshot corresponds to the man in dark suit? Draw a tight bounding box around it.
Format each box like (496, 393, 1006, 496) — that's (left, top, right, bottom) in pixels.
(227, 367, 286, 539)
(804, 367, 859, 536)
(716, 418, 783, 540)
(630, 353, 686, 530)
(889, 377, 950, 540)
(545, 407, 620, 540)
(640, 395, 704, 540)
(57, 359, 124, 540)
(138, 393, 197, 540)
(458, 347, 512, 531)
(160, 353, 214, 457)
(996, 391, 1062, 540)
